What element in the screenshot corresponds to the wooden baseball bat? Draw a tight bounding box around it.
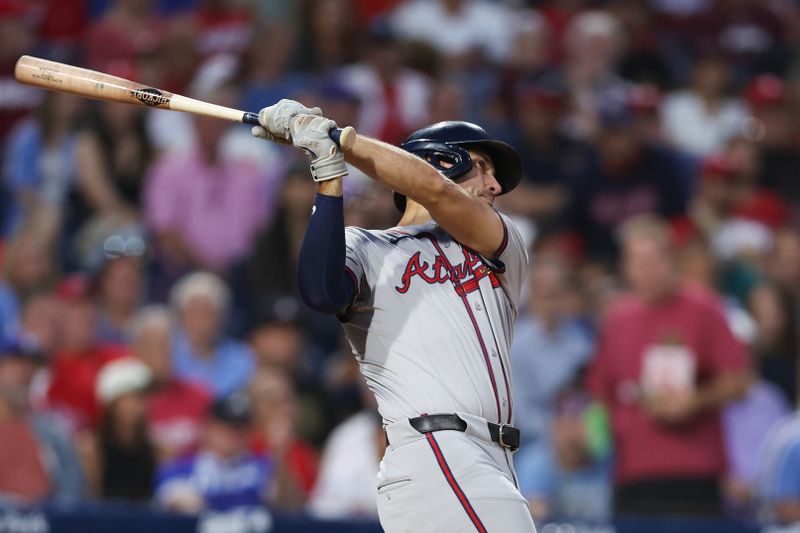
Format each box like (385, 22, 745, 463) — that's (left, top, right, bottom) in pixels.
(14, 55, 355, 149)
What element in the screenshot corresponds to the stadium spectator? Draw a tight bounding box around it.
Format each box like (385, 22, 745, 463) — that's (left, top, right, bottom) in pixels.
(721, 369, 789, 518)
(248, 368, 318, 510)
(742, 75, 800, 217)
(0, 226, 57, 344)
(499, 76, 591, 227)
(190, 0, 254, 59)
(246, 300, 332, 446)
(336, 19, 431, 145)
(0, 0, 39, 150)
(307, 408, 383, 520)
(516, 382, 612, 522)
(93, 256, 146, 344)
(662, 53, 749, 157)
(78, 357, 156, 501)
(2, 91, 85, 240)
(757, 411, 800, 524)
(295, 0, 358, 71)
(747, 282, 797, 405)
(46, 275, 127, 431)
(143, 78, 272, 295)
(511, 254, 593, 448)
(155, 391, 272, 513)
(588, 214, 751, 516)
(76, 97, 153, 220)
(0, 338, 84, 503)
(390, 0, 515, 67)
(169, 272, 254, 399)
(130, 305, 211, 461)
(238, 162, 316, 315)
(82, 0, 164, 71)
(565, 103, 689, 260)
(239, 23, 309, 119)
(561, 10, 628, 142)
(511, 254, 597, 519)
(17, 291, 62, 358)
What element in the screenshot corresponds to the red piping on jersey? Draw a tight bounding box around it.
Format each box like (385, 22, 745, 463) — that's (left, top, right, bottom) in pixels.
(420, 233, 502, 424)
(459, 247, 512, 424)
(426, 433, 488, 533)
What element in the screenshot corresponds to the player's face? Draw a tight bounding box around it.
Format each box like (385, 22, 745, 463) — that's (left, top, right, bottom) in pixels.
(454, 150, 502, 205)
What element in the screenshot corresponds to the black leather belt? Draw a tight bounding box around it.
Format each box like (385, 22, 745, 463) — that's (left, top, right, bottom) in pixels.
(407, 414, 520, 452)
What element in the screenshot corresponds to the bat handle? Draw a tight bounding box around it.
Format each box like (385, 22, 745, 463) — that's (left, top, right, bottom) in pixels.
(242, 111, 355, 150)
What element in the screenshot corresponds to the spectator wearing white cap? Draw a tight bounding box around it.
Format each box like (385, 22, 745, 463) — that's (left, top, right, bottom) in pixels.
(169, 271, 255, 399)
(77, 357, 156, 502)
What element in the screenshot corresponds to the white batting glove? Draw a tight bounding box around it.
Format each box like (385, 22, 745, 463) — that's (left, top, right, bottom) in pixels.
(290, 114, 348, 182)
(251, 99, 322, 143)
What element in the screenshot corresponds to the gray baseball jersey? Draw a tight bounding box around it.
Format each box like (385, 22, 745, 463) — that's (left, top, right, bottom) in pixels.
(341, 212, 535, 533)
(341, 212, 528, 425)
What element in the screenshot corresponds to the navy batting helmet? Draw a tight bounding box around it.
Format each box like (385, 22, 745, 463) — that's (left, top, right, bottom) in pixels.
(395, 121, 522, 211)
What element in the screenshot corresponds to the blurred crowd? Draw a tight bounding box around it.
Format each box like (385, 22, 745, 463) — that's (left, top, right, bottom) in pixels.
(0, 0, 800, 526)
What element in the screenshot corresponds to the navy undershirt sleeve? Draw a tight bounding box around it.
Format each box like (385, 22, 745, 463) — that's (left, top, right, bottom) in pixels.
(296, 193, 357, 315)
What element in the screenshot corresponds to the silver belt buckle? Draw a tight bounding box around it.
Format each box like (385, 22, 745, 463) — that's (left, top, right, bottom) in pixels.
(498, 423, 511, 448)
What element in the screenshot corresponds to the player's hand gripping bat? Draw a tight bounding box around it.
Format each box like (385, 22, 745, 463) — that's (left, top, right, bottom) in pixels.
(14, 55, 356, 150)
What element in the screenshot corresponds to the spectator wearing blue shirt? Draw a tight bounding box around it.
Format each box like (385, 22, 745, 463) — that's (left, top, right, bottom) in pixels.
(155, 392, 272, 513)
(510, 254, 597, 520)
(170, 272, 255, 399)
(0, 226, 57, 346)
(2, 92, 82, 238)
(758, 412, 800, 524)
(511, 254, 594, 446)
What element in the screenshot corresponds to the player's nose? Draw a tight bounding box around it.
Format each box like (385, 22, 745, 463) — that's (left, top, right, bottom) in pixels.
(484, 173, 502, 196)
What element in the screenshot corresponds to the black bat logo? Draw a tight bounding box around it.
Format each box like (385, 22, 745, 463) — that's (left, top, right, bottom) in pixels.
(130, 87, 170, 107)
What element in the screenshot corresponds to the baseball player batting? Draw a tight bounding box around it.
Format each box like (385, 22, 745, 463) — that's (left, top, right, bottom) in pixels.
(252, 101, 536, 532)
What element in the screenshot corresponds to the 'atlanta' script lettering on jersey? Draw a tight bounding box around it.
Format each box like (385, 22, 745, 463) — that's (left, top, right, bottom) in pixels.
(395, 249, 492, 294)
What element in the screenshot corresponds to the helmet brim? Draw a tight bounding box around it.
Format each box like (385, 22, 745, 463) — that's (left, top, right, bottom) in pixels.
(393, 139, 522, 212)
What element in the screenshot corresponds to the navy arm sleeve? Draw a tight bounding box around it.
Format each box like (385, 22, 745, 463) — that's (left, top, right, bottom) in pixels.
(296, 193, 358, 315)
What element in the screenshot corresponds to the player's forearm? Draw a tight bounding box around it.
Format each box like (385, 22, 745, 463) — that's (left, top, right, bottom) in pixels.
(344, 134, 448, 204)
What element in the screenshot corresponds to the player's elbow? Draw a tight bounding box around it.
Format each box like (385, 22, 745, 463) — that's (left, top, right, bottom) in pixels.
(409, 173, 450, 209)
(297, 283, 345, 315)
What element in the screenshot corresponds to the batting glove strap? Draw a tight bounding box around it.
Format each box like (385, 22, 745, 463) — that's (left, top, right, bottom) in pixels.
(308, 145, 348, 182)
(291, 115, 348, 182)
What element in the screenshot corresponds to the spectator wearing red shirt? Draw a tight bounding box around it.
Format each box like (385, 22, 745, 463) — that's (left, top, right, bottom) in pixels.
(130, 305, 211, 462)
(46, 276, 127, 431)
(0, 338, 85, 503)
(588, 215, 752, 516)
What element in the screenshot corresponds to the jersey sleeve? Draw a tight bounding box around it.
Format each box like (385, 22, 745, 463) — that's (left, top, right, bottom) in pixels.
(480, 212, 529, 310)
(343, 227, 370, 305)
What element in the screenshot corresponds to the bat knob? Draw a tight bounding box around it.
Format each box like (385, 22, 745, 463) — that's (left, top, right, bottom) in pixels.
(330, 126, 356, 151)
